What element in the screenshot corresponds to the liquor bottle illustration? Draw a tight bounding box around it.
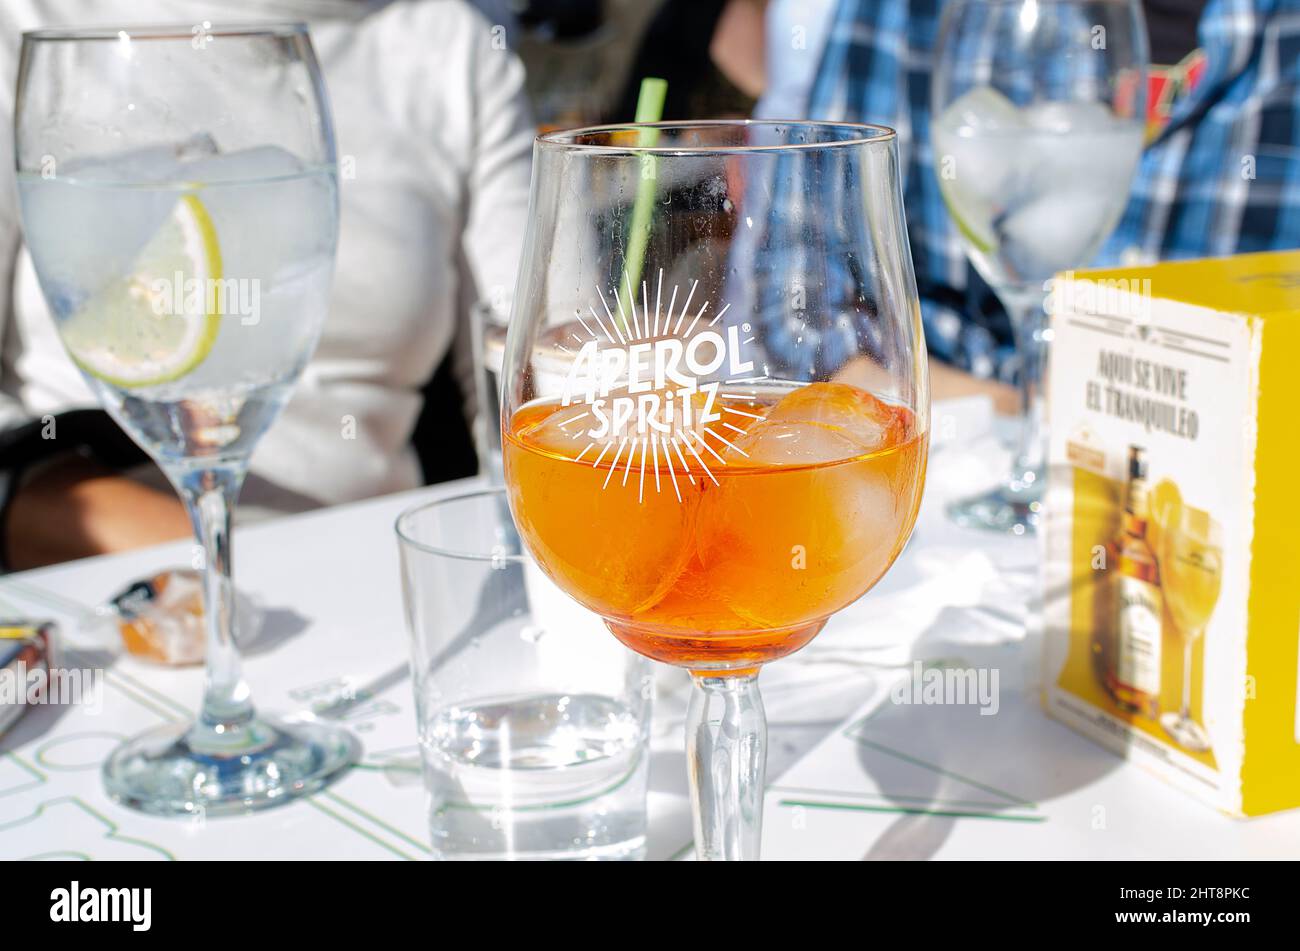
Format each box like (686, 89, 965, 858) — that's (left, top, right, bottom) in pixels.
(1104, 445, 1163, 718)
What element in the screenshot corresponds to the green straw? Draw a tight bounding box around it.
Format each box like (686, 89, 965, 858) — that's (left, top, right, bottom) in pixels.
(616, 77, 668, 332)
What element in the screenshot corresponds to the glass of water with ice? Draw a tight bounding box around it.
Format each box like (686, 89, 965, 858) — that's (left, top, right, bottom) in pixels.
(931, 0, 1148, 533)
(395, 488, 653, 860)
(14, 24, 355, 814)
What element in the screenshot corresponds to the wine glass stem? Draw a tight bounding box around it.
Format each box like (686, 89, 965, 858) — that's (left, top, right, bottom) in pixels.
(174, 466, 255, 739)
(687, 671, 767, 861)
(1181, 636, 1195, 721)
(1003, 288, 1048, 493)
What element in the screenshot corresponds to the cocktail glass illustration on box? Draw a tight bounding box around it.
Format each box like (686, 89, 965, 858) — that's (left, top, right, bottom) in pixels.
(931, 0, 1148, 533)
(500, 121, 929, 860)
(1159, 505, 1222, 752)
(14, 24, 355, 814)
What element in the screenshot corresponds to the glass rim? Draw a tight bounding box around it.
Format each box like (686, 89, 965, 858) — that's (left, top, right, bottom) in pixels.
(21, 22, 309, 42)
(536, 119, 898, 156)
(394, 486, 525, 564)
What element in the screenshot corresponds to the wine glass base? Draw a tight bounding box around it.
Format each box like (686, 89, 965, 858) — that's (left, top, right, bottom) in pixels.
(1159, 712, 1211, 752)
(103, 715, 358, 817)
(946, 484, 1043, 535)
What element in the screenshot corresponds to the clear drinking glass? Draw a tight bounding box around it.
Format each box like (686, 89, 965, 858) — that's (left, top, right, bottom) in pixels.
(500, 121, 929, 859)
(396, 488, 653, 860)
(14, 24, 354, 814)
(932, 0, 1149, 533)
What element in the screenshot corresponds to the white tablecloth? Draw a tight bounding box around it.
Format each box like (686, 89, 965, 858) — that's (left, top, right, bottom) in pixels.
(3, 398, 1291, 859)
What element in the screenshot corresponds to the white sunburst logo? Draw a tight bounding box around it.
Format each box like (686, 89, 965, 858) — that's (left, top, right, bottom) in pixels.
(554, 269, 770, 502)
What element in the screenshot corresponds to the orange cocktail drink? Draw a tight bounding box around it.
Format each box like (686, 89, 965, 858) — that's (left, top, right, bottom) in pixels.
(504, 381, 927, 670)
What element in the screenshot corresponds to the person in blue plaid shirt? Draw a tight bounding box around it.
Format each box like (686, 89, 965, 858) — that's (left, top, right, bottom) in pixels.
(792, 0, 1300, 385)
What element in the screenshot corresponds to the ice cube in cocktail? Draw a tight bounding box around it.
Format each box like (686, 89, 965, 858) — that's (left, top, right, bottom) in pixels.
(695, 383, 926, 630)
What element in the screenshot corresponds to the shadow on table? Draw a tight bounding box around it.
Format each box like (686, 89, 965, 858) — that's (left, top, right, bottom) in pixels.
(649, 747, 689, 798)
(312, 661, 409, 723)
(240, 605, 311, 657)
(851, 606, 1128, 861)
(0, 641, 120, 753)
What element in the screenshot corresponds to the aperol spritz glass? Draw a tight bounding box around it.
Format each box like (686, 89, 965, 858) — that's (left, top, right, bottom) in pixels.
(501, 121, 929, 859)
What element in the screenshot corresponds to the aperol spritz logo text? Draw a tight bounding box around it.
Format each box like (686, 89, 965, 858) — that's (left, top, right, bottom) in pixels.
(563, 324, 753, 439)
(551, 273, 769, 502)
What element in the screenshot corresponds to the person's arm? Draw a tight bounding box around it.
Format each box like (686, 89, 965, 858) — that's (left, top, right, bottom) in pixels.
(460, 13, 535, 313)
(5, 456, 189, 570)
(711, 0, 767, 98)
(833, 355, 1018, 416)
(0, 407, 189, 570)
(929, 357, 1018, 414)
(452, 11, 536, 422)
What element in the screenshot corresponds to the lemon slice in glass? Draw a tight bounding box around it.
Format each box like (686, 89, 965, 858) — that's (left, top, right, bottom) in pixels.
(61, 194, 223, 388)
(938, 185, 997, 255)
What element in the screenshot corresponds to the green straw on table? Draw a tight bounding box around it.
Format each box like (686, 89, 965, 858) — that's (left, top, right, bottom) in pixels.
(616, 77, 668, 333)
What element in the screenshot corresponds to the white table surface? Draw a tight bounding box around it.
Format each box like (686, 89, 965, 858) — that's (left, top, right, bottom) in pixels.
(2, 398, 1294, 860)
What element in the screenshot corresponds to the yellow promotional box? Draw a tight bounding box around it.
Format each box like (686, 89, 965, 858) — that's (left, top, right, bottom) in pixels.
(1043, 249, 1300, 817)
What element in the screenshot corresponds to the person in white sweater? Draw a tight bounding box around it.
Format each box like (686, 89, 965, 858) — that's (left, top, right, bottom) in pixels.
(0, 0, 534, 568)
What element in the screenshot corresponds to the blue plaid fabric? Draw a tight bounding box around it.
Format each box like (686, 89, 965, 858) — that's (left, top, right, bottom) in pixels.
(797, 0, 1300, 382)
(751, 146, 891, 379)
